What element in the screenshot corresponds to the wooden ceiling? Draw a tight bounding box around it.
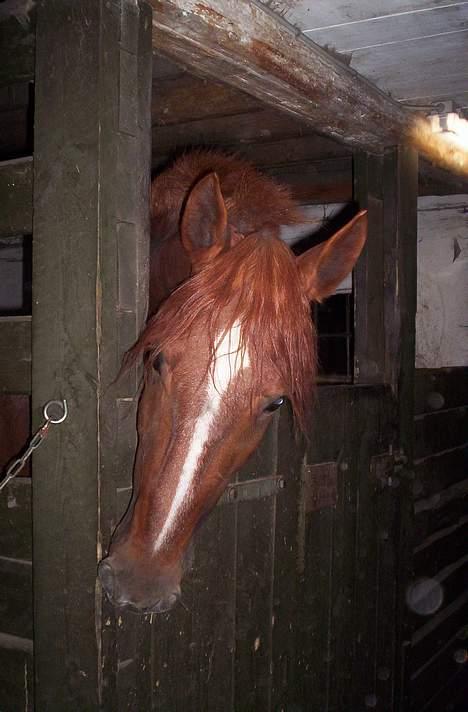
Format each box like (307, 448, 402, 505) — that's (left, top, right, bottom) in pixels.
(259, 1, 468, 111)
(1, 1, 467, 199)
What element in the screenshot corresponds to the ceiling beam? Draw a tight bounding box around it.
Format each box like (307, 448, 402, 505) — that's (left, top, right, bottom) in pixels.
(150, 0, 412, 153)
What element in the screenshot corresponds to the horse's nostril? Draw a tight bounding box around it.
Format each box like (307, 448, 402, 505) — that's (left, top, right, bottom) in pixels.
(155, 586, 181, 613)
(98, 559, 115, 599)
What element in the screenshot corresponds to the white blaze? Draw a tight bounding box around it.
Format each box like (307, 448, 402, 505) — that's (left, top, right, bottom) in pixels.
(153, 322, 249, 552)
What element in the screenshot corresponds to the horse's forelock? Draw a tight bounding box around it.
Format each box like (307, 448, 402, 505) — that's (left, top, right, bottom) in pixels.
(128, 233, 316, 434)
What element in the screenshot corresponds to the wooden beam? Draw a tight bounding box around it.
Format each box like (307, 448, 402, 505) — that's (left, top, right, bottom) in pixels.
(32, 1, 151, 707)
(152, 73, 260, 125)
(0, 317, 31, 394)
(150, 0, 410, 152)
(0, 157, 32, 237)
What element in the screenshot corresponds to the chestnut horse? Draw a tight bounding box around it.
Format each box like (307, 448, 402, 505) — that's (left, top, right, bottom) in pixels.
(98, 151, 367, 613)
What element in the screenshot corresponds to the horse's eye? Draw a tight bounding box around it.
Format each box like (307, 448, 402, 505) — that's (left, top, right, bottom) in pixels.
(264, 396, 285, 413)
(152, 352, 164, 374)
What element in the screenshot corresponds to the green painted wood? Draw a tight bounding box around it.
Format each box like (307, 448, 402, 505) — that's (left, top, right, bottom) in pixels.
(0, 157, 32, 237)
(32, 1, 152, 708)
(0, 317, 31, 394)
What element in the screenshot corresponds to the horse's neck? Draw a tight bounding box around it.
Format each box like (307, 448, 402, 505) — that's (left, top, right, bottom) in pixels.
(149, 232, 191, 316)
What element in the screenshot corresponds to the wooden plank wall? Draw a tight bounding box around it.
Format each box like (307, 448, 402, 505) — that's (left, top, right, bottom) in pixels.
(0, 476, 33, 710)
(408, 367, 468, 711)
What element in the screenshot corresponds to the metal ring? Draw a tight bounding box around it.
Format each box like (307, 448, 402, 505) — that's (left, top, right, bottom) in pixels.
(43, 399, 68, 424)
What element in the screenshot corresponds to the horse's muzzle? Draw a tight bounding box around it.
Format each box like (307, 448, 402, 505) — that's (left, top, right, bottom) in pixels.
(97, 557, 181, 613)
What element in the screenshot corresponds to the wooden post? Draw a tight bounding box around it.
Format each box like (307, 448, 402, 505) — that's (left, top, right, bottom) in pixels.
(353, 152, 386, 384)
(383, 146, 418, 712)
(32, 1, 151, 708)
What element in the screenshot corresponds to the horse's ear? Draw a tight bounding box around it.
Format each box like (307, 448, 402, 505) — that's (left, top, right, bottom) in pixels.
(296, 211, 368, 301)
(180, 172, 228, 269)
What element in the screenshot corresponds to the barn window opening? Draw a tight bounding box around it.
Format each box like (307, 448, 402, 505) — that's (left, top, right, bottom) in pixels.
(314, 292, 353, 383)
(281, 203, 355, 384)
(0, 236, 32, 316)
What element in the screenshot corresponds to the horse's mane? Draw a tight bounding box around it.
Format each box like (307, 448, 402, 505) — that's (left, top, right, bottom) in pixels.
(151, 149, 304, 239)
(127, 151, 317, 433)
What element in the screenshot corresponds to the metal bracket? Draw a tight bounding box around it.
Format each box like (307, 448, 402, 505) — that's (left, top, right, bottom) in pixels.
(218, 476, 285, 505)
(302, 462, 338, 513)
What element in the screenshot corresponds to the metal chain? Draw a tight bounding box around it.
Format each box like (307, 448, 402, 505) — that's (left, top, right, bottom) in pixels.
(0, 399, 68, 493)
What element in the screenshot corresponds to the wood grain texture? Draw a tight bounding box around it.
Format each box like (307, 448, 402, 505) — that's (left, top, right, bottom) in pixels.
(32, 1, 152, 708)
(0, 157, 32, 237)
(0, 317, 31, 394)
(150, 0, 411, 152)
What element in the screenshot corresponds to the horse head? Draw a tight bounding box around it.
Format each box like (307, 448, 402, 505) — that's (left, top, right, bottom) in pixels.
(98, 166, 367, 613)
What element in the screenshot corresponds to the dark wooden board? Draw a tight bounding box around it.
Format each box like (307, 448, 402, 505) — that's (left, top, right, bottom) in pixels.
(410, 591, 468, 675)
(152, 107, 321, 158)
(271, 405, 303, 710)
(0, 478, 32, 561)
(32, 2, 152, 708)
(413, 445, 468, 500)
(414, 518, 468, 580)
(297, 385, 398, 710)
(189, 503, 237, 711)
(0, 394, 30, 475)
(0, 6, 35, 88)
(414, 480, 468, 541)
(0, 644, 33, 712)
(268, 157, 352, 205)
(415, 368, 468, 415)
(0, 157, 33, 237)
(0, 557, 32, 639)
(153, 73, 260, 125)
(407, 558, 468, 638)
(0, 317, 31, 394)
(353, 153, 385, 384)
(409, 625, 468, 712)
(414, 407, 467, 460)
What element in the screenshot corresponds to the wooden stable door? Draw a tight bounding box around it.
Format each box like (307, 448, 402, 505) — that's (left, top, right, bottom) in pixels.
(97, 148, 417, 710)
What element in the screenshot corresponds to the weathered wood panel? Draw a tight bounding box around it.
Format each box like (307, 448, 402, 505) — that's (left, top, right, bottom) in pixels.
(408, 366, 468, 711)
(413, 445, 467, 500)
(414, 407, 467, 460)
(150, 0, 410, 152)
(298, 385, 399, 710)
(0, 394, 30, 475)
(0, 479, 31, 562)
(0, 157, 33, 237)
(153, 73, 260, 125)
(353, 153, 385, 383)
(0, 4, 35, 87)
(0, 317, 31, 394)
(0, 643, 33, 712)
(32, 1, 152, 709)
(415, 368, 468, 415)
(0, 557, 32, 640)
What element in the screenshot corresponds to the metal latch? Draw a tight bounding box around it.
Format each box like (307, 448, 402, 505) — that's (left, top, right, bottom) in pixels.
(218, 476, 285, 505)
